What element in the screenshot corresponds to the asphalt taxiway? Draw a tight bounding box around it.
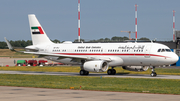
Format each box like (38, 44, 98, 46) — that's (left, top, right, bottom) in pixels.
(1, 71, 180, 101)
(1, 86, 180, 101)
(0, 71, 180, 79)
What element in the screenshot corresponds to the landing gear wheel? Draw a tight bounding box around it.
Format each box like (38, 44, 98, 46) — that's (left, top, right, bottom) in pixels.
(80, 70, 89, 75)
(80, 70, 84, 75)
(150, 72, 157, 77)
(150, 66, 157, 77)
(84, 71, 89, 75)
(107, 69, 116, 75)
(112, 69, 116, 75)
(107, 69, 112, 75)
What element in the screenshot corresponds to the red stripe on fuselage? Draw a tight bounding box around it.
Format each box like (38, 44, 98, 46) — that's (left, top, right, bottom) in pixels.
(54, 53, 170, 58)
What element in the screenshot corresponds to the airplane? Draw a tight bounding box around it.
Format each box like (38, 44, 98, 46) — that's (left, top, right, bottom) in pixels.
(4, 14, 179, 77)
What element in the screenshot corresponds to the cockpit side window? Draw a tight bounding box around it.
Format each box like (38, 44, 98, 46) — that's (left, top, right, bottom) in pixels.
(157, 49, 161, 52)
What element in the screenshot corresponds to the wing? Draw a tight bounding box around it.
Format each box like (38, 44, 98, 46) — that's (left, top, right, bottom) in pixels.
(4, 37, 122, 65)
(24, 51, 112, 62)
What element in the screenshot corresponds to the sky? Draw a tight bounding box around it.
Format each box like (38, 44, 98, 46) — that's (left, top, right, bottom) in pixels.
(1, 0, 180, 42)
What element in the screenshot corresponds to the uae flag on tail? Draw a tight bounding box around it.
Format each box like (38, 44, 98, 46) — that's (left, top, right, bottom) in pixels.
(31, 27, 44, 34)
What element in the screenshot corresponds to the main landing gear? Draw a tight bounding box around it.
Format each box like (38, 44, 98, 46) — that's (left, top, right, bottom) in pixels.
(150, 66, 157, 77)
(79, 60, 89, 75)
(107, 67, 116, 75)
(80, 70, 89, 75)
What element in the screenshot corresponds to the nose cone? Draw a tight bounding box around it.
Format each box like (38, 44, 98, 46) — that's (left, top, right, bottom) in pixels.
(171, 53, 179, 64)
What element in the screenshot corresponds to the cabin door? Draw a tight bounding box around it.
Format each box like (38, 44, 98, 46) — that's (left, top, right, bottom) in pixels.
(144, 45, 151, 58)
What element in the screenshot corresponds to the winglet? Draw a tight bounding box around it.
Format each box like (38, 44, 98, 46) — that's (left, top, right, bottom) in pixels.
(4, 37, 15, 51)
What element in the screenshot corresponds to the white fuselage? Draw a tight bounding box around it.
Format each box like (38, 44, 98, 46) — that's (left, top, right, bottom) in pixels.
(29, 42, 178, 66)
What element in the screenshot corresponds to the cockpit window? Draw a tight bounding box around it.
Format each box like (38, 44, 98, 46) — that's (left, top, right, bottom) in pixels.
(165, 49, 171, 52)
(157, 48, 171, 52)
(161, 49, 165, 52)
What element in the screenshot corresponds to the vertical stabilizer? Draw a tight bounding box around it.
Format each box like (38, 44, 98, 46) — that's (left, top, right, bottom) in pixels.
(28, 14, 53, 45)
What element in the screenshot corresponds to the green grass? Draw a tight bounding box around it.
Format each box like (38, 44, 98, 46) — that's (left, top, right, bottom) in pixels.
(0, 74, 180, 94)
(1, 66, 180, 75)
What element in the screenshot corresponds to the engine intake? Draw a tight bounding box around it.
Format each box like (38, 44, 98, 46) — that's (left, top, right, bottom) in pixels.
(122, 66, 149, 71)
(83, 61, 109, 72)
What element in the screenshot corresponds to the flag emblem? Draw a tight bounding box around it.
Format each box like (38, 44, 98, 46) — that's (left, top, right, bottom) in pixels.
(31, 27, 44, 34)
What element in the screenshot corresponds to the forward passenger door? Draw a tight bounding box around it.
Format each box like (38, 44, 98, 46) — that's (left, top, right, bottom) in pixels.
(144, 45, 151, 58)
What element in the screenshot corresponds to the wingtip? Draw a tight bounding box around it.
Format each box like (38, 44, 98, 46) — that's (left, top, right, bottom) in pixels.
(4, 37, 15, 51)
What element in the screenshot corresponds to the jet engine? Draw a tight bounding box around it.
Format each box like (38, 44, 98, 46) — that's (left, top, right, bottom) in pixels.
(83, 61, 109, 72)
(122, 66, 149, 71)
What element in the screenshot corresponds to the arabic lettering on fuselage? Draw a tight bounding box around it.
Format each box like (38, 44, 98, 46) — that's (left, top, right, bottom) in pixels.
(118, 45, 145, 50)
(77, 45, 145, 50)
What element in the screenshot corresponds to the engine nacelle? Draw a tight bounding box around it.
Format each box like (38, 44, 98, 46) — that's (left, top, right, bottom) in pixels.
(122, 66, 149, 71)
(83, 61, 109, 72)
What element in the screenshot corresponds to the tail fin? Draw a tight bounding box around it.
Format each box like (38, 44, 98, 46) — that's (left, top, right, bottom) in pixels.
(28, 14, 53, 45)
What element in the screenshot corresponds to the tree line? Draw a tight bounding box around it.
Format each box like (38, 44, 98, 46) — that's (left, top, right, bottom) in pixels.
(0, 39, 61, 49)
(74, 36, 150, 42)
(0, 36, 150, 49)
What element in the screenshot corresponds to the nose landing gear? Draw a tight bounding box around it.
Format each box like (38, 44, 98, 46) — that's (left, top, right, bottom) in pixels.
(150, 66, 157, 77)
